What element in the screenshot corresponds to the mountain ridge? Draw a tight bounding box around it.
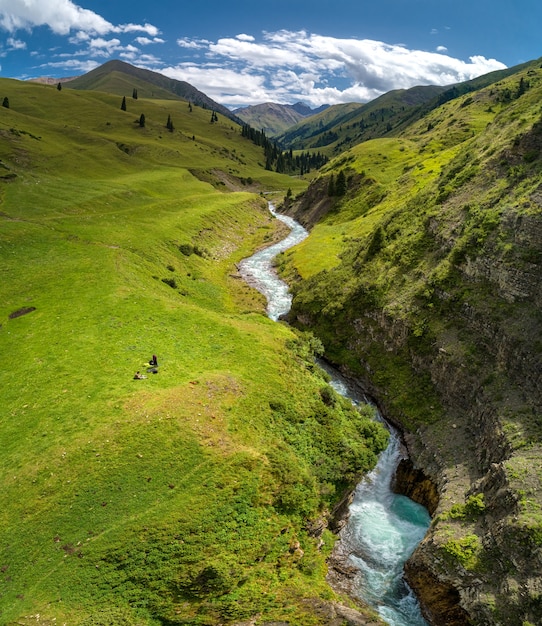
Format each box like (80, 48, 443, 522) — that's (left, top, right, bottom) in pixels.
(234, 101, 329, 136)
(66, 59, 242, 124)
(276, 58, 542, 154)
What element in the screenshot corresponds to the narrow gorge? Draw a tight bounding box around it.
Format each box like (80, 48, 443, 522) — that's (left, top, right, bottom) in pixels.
(240, 204, 433, 625)
(279, 64, 542, 626)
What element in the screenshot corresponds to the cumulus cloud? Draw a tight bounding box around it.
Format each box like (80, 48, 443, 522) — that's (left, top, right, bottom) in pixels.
(38, 58, 100, 73)
(0, 0, 163, 75)
(0, 0, 158, 37)
(0, 0, 114, 35)
(135, 36, 165, 46)
(177, 37, 210, 49)
(119, 23, 159, 36)
(7, 37, 26, 50)
(167, 29, 506, 107)
(160, 63, 270, 103)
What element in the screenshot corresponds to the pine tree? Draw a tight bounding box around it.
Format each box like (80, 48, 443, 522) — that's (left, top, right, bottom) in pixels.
(166, 114, 174, 132)
(335, 169, 347, 196)
(121, 96, 127, 111)
(139, 113, 145, 128)
(2, 97, 9, 109)
(188, 102, 193, 112)
(57, 82, 62, 91)
(327, 174, 335, 196)
(516, 77, 528, 98)
(132, 88, 138, 100)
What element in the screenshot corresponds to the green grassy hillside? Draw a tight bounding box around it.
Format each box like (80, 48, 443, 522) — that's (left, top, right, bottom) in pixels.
(0, 79, 388, 625)
(276, 60, 540, 157)
(281, 59, 542, 624)
(66, 59, 240, 123)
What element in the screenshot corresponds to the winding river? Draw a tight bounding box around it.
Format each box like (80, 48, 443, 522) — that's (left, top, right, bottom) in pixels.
(239, 203, 431, 626)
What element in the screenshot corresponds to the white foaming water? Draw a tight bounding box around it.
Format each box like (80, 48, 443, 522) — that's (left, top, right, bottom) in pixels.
(240, 203, 430, 626)
(238, 203, 308, 321)
(343, 434, 430, 625)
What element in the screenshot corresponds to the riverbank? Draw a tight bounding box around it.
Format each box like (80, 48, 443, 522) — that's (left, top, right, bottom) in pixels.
(242, 205, 431, 626)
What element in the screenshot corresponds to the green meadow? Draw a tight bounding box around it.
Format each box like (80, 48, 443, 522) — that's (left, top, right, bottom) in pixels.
(0, 79, 388, 625)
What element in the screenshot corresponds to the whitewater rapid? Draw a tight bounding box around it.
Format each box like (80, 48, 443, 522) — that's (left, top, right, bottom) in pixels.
(239, 202, 430, 626)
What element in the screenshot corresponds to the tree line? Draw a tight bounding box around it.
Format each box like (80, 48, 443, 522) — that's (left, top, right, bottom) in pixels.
(241, 124, 328, 174)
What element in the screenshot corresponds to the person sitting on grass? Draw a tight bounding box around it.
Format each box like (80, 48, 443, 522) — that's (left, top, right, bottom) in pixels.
(133, 371, 146, 379)
(150, 354, 158, 366)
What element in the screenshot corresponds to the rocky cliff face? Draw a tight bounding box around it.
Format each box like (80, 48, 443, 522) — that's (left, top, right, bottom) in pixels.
(285, 194, 542, 623)
(281, 109, 542, 623)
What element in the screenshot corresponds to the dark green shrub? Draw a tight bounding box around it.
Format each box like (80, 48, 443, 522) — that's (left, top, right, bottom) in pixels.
(161, 277, 177, 289)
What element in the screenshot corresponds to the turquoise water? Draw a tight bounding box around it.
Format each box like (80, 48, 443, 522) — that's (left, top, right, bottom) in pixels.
(327, 368, 430, 626)
(240, 204, 431, 626)
(342, 435, 430, 625)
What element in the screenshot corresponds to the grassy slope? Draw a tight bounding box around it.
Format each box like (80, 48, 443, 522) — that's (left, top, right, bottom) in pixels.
(0, 80, 388, 625)
(277, 60, 539, 158)
(66, 60, 240, 123)
(282, 63, 542, 623)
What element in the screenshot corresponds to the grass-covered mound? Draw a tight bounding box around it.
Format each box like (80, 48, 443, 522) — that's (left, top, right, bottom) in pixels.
(0, 79, 389, 625)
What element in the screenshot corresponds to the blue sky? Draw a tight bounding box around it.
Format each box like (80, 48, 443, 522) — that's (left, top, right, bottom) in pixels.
(0, 0, 540, 108)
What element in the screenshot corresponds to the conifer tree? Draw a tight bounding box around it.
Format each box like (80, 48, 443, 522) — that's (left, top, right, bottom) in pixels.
(132, 88, 138, 99)
(57, 82, 62, 91)
(335, 169, 347, 196)
(121, 96, 127, 111)
(2, 96, 9, 109)
(166, 114, 174, 132)
(327, 174, 335, 196)
(139, 113, 145, 127)
(188, 102, 193, 112)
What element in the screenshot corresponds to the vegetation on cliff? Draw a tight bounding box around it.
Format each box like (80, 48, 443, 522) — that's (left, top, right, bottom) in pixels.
(282, 59, 542, 625)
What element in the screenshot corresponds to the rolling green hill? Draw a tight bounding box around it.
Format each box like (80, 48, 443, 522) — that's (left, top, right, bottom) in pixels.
(66, 59, 241, 124)
(281, 57, 542, 625)
(0, 78, 388, 625)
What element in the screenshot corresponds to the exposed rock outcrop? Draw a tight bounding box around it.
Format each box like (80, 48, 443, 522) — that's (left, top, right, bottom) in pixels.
(284, 178, 542, 626)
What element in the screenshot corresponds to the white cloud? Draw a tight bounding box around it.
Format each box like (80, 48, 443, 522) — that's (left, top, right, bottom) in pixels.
(89, 37, 121, 51)
(69, 30, 90, 44)
(135, 36, 165, 45)
(164, 30, 506, 107)
(436, 45, 448, 53)
(38, 58, 99, 73)
(0, 0, 159, 37)
(119, 23, 159, 36)
(7, 36, 26, 50)
(0, 0, 114, 35)
(177, 37, 209, 49)
(120, 52, 161, 68)
(160, 63, 270, 104)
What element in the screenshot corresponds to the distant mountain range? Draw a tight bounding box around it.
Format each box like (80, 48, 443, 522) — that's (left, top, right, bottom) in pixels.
(274, 60, 538, 154)
(29, 76, 79, 85)
(233, 102, 329, 137)
(28, 58, 540, 156)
